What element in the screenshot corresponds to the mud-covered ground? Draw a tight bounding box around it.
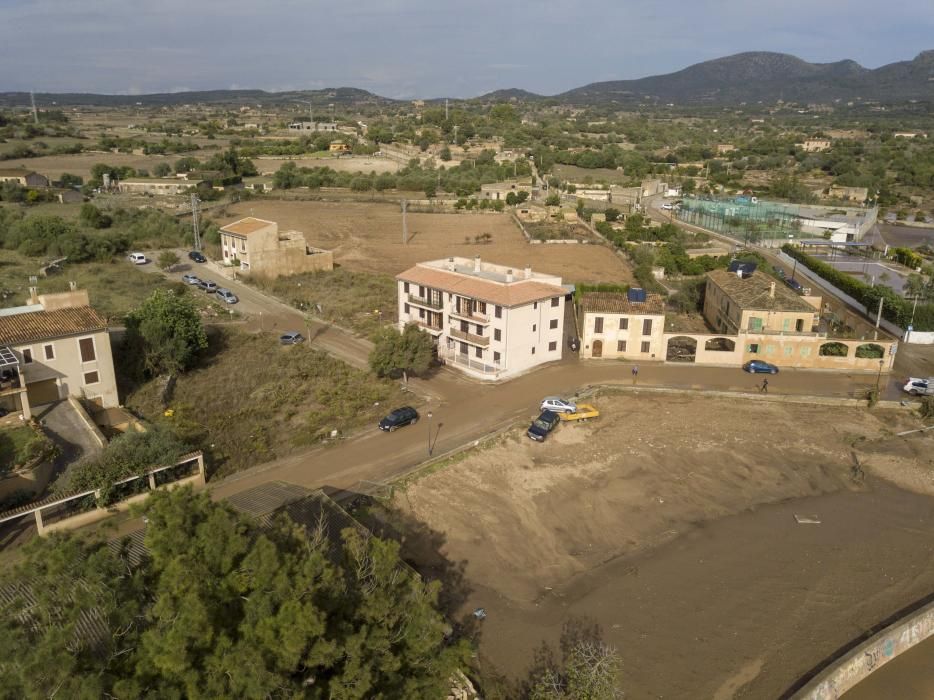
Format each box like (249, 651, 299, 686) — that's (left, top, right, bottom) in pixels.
(395, 394, 934, 698)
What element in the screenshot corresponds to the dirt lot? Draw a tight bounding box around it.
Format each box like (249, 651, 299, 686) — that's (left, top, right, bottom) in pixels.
(2, 151, 201, 180)
(217, 200, 632, 284)
(252, 155, 400, 175)
(394, 393, 934, 698)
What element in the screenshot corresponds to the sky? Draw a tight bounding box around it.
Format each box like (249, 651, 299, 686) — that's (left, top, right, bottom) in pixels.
(2, 0, 933, 98)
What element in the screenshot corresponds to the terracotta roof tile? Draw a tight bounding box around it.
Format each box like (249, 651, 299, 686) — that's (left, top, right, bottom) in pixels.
(397, 265, 565, 308)
(220, 217, 275, 236)
(0, 307, 107, 345)
(707, 269, 817, 313)
(581, 292, 666, 315)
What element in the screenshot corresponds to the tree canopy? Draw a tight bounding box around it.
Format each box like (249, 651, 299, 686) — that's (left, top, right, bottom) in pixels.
(369, 324, 436, 378)
(0, 487, 469, 699)
(124, 288, 208, 377)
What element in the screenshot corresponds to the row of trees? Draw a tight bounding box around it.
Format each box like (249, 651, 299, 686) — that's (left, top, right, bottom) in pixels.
(0, 487, 469, 699)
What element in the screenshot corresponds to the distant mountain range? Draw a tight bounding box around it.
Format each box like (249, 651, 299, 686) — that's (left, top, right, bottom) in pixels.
(2, 51, 933, 108)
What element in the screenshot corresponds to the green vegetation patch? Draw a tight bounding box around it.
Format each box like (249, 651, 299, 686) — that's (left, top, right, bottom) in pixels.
(124, 328, 408, 477)
(0, 426, 57, 475)
(247, 267, 397, 338)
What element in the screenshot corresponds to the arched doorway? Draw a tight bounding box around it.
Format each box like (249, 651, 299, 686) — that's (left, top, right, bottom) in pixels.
(666, 336, 697, 362)
(592, 339, 603, 358)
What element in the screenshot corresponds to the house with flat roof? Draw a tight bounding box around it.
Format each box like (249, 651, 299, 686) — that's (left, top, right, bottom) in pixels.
(396, 256, 569, 380)
(580, 290, 666, 360)
(219, 217, 333, 277)
(0, 286, 117, 419)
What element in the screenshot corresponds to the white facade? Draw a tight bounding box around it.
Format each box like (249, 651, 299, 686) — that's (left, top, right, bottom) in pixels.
(396, 257, 567, 381)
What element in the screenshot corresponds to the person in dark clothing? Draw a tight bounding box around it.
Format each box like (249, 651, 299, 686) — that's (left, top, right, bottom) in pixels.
(760, 378, 769, 393)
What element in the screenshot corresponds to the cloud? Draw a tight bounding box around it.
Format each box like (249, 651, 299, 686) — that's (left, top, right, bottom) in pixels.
(1, 0, 932, 96)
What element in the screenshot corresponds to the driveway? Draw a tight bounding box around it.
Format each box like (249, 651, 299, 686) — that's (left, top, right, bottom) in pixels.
(34, 400, 102, 485)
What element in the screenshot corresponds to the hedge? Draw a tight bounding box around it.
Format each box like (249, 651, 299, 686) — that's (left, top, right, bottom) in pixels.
(781, 245, 934, 331)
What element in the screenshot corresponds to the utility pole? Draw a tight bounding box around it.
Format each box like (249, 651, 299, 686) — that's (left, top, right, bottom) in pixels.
(29, 92, 38, 125)
(445, 99, 449, 121)
(402, 199, 408, 245)
(191, 194, 202, 251)
(873, 297, 883, 340)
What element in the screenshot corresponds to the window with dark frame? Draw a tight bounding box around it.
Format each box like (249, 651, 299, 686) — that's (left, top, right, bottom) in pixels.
(551, 297, 559, 307)
(494, 351, 500, 363)
(43, 344, 55, 361)
(618, 340, 626, 352)
(641, 341, 650, 353)
(404, 282, 410, 293)
(620, 318, 629, 330)
(494, 329, 501, 341)
(495, 305, 502, 318)
(549, 319, 558, 329)
(22, 348, 32, 364)
(83, 371, 99, 385)
(531, 346, 536, 354)
(642, 319, 653, 335)
(475, 346, 482, 358)
(79, 337, 96, 362)
(548, 341, 557, 351)
(594, 317, 604, 334)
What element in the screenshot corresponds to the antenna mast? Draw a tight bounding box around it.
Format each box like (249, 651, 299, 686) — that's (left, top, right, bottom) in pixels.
(30, 92, 38, 124)
(191, 194, 202, 251)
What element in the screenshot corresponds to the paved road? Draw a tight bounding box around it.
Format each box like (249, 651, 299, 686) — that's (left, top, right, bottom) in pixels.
(134, 252, 373, 369)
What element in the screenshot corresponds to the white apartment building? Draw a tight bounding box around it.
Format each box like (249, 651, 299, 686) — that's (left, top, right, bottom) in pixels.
(396, 257, 570, 380)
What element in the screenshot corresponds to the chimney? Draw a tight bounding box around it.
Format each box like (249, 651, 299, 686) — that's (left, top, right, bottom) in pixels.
(524, 264, 532, 279)
(769, 281, 776, 298)
(473, 255, 481, 271)
(28, 286, 38, 305)
(506, 269, 514, 283)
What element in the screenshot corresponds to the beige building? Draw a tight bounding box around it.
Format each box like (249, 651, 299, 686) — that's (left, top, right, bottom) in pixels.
(396, 256, 568, 380)
(704, 268, 819, 336)
(580, 291, 666, 360)
(801, 138, 832, 152)
(716, 144, 736, 155)
(219, 217, 333, 277)
(117, 178, 202, 195)
(828, 185, 869, 203)
(0, 287, 117, 419)
(0, 168, 49, 188)
(480, 181, 530, 201)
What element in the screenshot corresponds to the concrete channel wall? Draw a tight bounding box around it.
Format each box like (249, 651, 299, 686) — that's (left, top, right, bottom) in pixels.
(792, 599, 934, 699)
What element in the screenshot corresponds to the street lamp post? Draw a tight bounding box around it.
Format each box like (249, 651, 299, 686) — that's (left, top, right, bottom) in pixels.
(875, 359, 885, 395)
(426, 408, 431, 457)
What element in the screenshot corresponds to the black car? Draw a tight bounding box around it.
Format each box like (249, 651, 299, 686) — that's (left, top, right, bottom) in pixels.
(189, 251, 207, 263)
(379, 406, 419, 432)
(527, 410, 560, 442)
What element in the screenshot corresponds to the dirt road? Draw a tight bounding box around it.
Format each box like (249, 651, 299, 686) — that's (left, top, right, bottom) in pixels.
(142, 255, 374, 369)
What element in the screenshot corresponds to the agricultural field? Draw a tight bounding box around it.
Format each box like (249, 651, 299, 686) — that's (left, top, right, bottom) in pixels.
(0, 150, 203, 181)
(251, 155, 400, 175)
(216, 200, 634, 285)
(393, 392, 934, 698)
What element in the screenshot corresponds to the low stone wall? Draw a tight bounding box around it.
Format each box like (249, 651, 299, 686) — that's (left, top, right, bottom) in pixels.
(792, 599, 934, 699)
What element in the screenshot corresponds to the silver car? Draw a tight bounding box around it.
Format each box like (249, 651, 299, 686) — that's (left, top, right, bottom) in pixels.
(540, 397, 577, 413)
(216, 288, 238, 304)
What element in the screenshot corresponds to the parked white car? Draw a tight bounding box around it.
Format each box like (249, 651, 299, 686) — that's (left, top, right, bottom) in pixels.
(540, 397, 577, 414)
(128, 252, 148, 264)
(903, 377, 934, 396)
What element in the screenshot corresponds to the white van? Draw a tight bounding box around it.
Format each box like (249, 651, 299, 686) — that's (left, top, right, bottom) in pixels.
(128, 252, 148, 264)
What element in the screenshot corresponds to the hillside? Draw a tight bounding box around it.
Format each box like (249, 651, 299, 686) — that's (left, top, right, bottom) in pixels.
(2, 50, 932, 108)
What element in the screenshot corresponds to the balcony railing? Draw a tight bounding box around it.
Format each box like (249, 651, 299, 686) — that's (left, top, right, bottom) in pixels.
(407, 293, 443, 310)
(449, 306, 490, 324)
(415, 320, 444, 335)
(441, 349, 499, 375)
(449, 327, 490, 347)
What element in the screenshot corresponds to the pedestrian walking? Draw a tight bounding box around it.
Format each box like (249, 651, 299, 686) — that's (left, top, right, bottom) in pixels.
(760, 378, 769, 393)
(632, 365, 639, 384)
